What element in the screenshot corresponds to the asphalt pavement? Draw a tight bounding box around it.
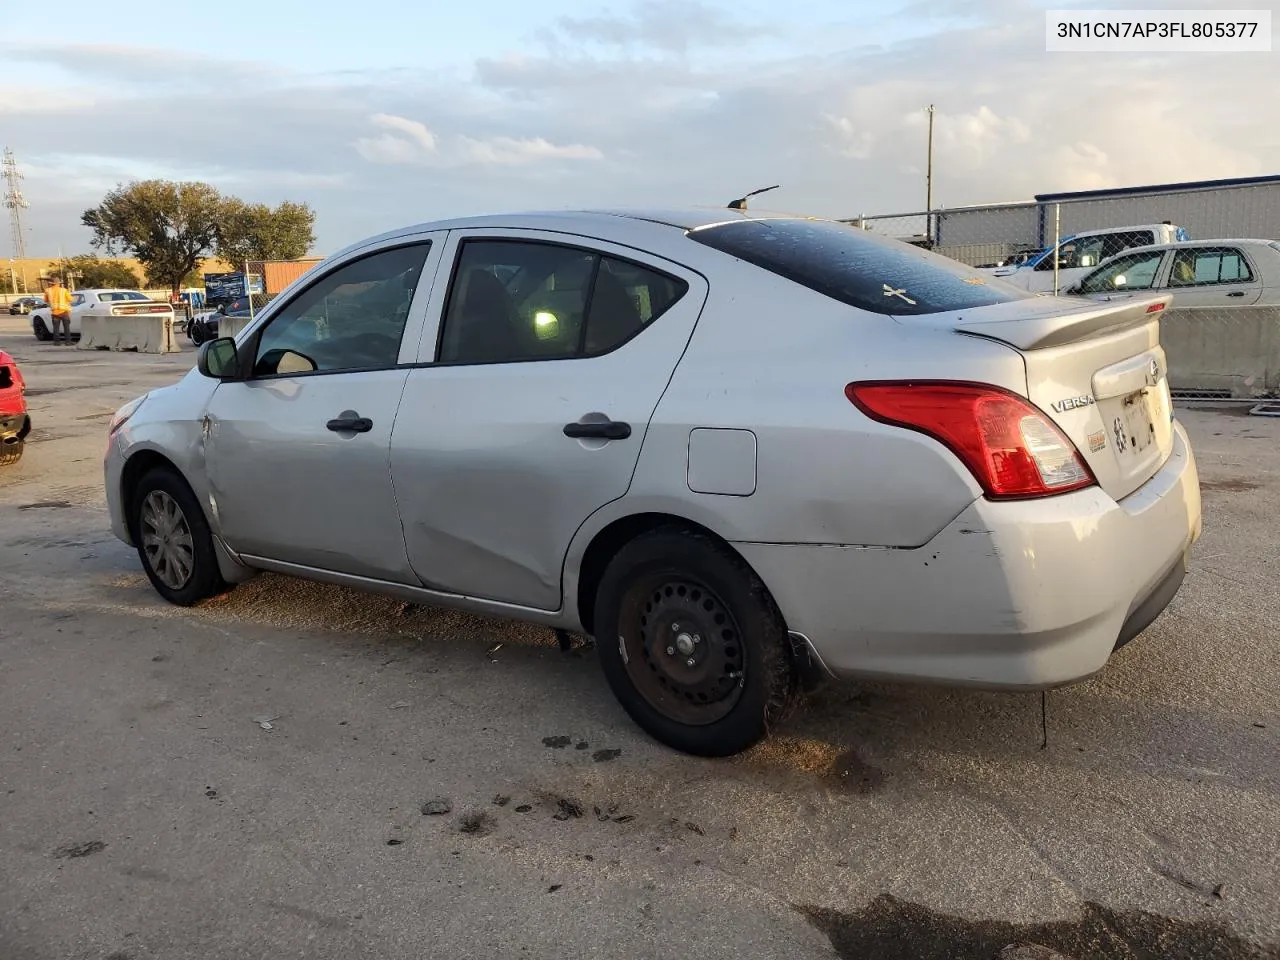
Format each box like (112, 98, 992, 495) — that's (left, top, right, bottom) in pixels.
(1, 317, 1277, 960)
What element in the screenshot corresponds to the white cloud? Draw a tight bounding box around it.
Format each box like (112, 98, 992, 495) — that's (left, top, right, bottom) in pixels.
(0, 87, 100, 115)
(354, 114, 602, 168)
(547, 0, 772, 55)
(823, 114, 876, 160)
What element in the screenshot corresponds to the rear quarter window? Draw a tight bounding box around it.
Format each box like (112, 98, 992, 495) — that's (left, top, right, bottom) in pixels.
(688, 218, 1032, 316)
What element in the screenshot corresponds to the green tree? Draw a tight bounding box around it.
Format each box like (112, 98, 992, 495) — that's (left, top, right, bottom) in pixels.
(58, 254, 141, 289)
(217, 199, 316, 267)
(143, 264, 204, 290)
(82, 180, 224, 294)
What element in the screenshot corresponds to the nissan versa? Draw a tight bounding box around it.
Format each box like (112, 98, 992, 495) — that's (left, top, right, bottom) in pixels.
(104, 208, 1202, 756)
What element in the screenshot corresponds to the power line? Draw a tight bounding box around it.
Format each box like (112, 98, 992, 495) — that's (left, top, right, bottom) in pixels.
(3, 148, 30, 293)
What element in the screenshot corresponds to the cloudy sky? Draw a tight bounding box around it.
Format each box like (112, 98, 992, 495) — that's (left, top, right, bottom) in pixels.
(3, 0, 1277, 256)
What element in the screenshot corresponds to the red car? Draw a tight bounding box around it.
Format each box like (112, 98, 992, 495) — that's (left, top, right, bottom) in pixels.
(0, 349, 31, 465)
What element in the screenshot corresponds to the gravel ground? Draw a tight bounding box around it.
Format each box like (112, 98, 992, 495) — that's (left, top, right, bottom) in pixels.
(1, 317, 1278, 960)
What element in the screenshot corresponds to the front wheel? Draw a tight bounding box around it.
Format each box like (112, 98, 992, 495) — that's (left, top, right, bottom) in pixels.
(130, 468, 228, 605)
(0, 440, 22, 466)
(594, 528, 799, 757)
(32, 318, 51, 342)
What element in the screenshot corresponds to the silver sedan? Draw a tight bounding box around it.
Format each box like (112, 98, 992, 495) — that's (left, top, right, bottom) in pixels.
(1067, 238, 1280, 306)
(104, 208, 1202, 756)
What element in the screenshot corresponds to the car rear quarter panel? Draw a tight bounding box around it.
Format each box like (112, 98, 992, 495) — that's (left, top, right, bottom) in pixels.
(619, 254, 1031, 548)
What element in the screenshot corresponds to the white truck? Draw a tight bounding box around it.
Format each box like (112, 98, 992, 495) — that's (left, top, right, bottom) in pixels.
(982, 223, 1190, 293)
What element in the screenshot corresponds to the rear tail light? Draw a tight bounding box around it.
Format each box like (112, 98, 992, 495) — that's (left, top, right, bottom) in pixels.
(846, 381, 1096, 500)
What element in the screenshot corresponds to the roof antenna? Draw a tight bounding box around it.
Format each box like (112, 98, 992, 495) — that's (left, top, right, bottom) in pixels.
(728, 184, 780, 210)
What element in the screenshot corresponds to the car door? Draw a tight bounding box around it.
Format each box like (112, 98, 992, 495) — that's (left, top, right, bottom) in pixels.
(390, 229, 708, 610)
(203, 235, 446, 582)
(1162, 245, 1264, 308)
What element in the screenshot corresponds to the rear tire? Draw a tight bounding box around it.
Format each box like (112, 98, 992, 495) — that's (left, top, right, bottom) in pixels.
(594, 528, 799, 757)
(0, 440, 22, 466)
(33, 318, 51, 342)
(130, 467, 228, 606)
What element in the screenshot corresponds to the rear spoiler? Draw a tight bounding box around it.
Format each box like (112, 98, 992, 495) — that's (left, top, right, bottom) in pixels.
(953, 295, 1173, 351)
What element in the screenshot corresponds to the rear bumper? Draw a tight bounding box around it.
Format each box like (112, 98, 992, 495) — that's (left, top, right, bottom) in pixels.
(736, 421, 1202, 689)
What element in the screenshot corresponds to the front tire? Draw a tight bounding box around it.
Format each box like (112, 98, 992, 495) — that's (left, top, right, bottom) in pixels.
(0, 440, 22, 466)
(32, 318, 51, 342)
(130, 468, 228, 606)
(594, 528, 799, 757)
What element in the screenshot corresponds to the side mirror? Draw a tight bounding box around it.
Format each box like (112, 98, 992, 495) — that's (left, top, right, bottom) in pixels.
(198, 337, 242, 380)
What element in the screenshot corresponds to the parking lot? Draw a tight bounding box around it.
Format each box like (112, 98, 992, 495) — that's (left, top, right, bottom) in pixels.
(1, 314, 1278, 959)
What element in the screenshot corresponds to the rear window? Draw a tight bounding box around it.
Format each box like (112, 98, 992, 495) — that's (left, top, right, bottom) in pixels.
(688, 218, 1032, 316)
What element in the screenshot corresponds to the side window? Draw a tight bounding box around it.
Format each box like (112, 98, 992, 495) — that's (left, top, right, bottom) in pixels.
(1037, 240, 1077, 271)
(437, 240, 688, 364)
(1169, 247, 1254, 286)
(252, 243, 430, 377)
(71, 294, 86, 307)
(1073, 235, 1108, 269)
(584, 256, 687, 355)
(1077, 251, 1166, 294)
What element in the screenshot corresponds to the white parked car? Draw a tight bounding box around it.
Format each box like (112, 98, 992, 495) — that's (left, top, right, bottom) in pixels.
(1066, 238, 1280, 306)
(104, 208, 1202, 756)
(982, 223, 1190, 293)
(30, 289, 168, 341)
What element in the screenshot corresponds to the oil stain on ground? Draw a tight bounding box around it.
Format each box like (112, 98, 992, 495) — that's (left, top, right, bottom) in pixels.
(796, 894, 1278, 960)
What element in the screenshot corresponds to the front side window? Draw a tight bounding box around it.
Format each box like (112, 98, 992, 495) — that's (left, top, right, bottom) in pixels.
(252, 243, 430, 377)
(1072, 235, 1107, 270)
(689, 218, 1028, 315)
(1168, 247, 1254, 286)
(1076, 250, 1166, 294)
(1034, 239, 1074, 271)
(437, 240, 688, 364)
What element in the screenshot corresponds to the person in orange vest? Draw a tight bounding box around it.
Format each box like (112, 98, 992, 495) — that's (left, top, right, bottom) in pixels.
(44, 276, 73, 345)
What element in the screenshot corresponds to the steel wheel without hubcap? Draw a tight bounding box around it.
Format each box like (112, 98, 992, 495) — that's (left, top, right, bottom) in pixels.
(140, 490, 195, 590)
(620, 577, 747, 726)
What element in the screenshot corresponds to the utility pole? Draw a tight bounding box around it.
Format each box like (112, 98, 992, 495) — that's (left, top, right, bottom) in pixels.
(925, 105, 935, 243)
(3, 148, 29, 293)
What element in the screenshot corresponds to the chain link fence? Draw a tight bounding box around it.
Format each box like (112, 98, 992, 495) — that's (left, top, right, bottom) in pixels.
(183, 260, 325, 344)
(845, 183, 1280, 400)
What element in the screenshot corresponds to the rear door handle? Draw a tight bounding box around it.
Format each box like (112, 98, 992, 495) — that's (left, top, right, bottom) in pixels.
(563, 420, 631, 441)
(327, 415, 373, 433)
(1226, 291, 1246, 297)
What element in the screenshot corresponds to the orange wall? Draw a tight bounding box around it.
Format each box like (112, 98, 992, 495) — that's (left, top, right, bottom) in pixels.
(254, 259, 324, 293)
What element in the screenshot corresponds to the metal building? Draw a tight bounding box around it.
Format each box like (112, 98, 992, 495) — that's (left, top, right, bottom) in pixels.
(854, 175, 1280, 267)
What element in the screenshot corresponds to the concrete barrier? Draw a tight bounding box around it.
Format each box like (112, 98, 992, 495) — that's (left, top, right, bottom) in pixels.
(1162, 305, 1280, 398)
(220, 314, 254, 341)
(77, 313, 181, 354)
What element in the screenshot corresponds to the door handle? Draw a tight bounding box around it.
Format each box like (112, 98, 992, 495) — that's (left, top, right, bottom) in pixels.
(563, 420, 631, 441)
(1226, 291, 1246, 297)
(326, 416, 373, 433)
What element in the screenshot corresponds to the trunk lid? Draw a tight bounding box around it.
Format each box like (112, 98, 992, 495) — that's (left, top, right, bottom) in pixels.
(907, 294, 1177, 502)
